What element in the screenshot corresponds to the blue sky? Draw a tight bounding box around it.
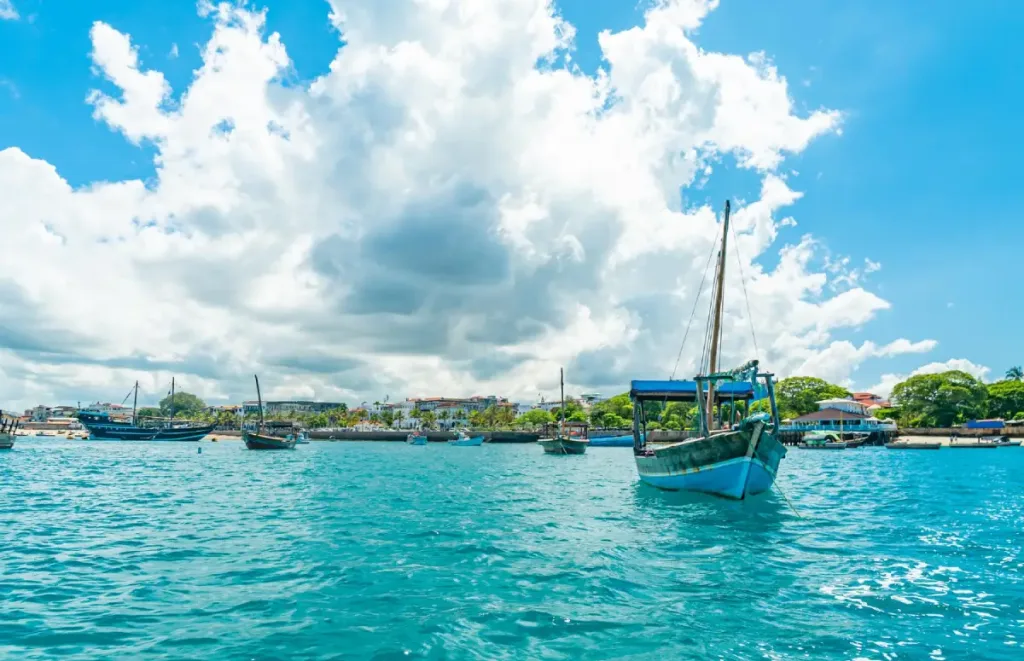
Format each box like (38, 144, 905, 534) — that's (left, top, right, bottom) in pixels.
(1, 0, 1022, 407)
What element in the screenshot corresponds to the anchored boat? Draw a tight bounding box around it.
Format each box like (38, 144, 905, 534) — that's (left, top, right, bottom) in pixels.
(242, 375, 297, 450)
(0, 414, 17, 450)
(538, 368, 589, 455)
(407, 432, 428, 445)
(799, 431, 848, 449)
(78, 380, 213, 442)
(630, 201, 786, 500)
(885, 440, 941, 450)
(449, 430, 484, 446)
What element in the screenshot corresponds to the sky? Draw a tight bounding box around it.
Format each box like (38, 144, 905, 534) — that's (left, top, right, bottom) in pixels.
(1, 0, 1021, 411)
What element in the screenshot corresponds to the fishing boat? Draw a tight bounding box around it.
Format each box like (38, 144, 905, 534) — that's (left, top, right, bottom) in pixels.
(630, 201, 786, 500)
(843, 433, 871, 448)
(885, 440, 941, 450)
(589, 433, 636, 447)
(242, 375, 297, 450)
(407, 432, 428, 445)
(949, 438, 999, 448)
(798, 431, 848, 449)
(0, 414, 17, 450)
(538, 368, 589, 455)
(295, 432, 310, 444)
(78, 380, 214, 442)
(449, 430, 484, 446)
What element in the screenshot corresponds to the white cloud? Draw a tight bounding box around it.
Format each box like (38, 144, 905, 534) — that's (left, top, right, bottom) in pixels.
(0, 0, 931, 410)
(0, 0, 17, 21)
(169, 43, 179, 59)
(868, 358, 992, 398)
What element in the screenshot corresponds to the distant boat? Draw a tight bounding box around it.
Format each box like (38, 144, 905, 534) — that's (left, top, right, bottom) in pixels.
(78, 379, 213, 442)
(799, 431, 848, 449)
(0, 415, 17, 450)
(407, 432, 428, 445)
(242, 375, 296, 450)
(538, 368, 588, 455)
(295, 432, 310, 444)
(589, 434, 635, 447)
(629, 201, 786, 500)
(449, 430, 483, 446)
(885, 440, 941, 450)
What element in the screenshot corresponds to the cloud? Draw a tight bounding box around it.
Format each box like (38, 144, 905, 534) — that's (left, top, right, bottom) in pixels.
(0, 0, 928, 410)
(868, 358, 992, 398)
(169, 43, 179, 59)
(0, 1, 18, 21)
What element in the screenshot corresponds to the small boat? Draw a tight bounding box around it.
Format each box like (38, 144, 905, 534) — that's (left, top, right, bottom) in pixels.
(843, 433, 871, 448)
(885, 440, 941, 450)
(295, 432, 310, 444)
(242, 375, 297, 450)
(407, 432, 428, 445)
(0, 415, 17, 450)
(538, 368, 589, 455)
(630, 202, 786, 500)
(998, 439, 1022, 447)
(798, 431, 848, 449)
(449, 430, 483, 446)
(588, 433, 635, 447)
(949, 437, 999, 448)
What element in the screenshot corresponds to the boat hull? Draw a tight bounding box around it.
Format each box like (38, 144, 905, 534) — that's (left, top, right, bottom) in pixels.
(449, 436, 484, 446)
(634, 421, 785, 500)
(243, 430, 297, 450)
(0, 434, 13, 450)
(949, 442, 999, 449)
(80, 416, 213, 442)
(407, 434, 428, 445)
(798, 442, 848, 449)
(588, 434, 634, 447)
(886, 442, 941, 450)
(539, 438, 588, 455)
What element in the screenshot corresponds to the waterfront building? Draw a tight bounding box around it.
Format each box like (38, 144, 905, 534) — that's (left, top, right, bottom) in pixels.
(241, 400, 344, 416)
(26, 405, 52, 422)
(82, 402, 135, 421)
(779, 397, 897, 443)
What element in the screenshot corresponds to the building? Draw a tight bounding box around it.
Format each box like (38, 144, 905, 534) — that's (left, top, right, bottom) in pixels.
(26, 405, 52, 422)
(82, 402, 135, 420)
(851, 392, 891, 409)
(50, 405, 78, 418)
(780, 397, 897, 442)
(241, 400, 344, 416)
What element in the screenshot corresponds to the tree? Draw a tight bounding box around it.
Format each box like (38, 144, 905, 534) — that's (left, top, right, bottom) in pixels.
(516, 409, 554, 429)
(159, 392, 206, 418)
(419, 410, 437, 430)
(550, 399, 585, 423)
(890, 370, 987, 427)
(589, 394, 632, 428)
(308, 413, 329, 428)
(775, 377, 851, 418)
(1006, 366, 1024, 381)
(986, 379, 1024, 420)
(137, 406, 161, 419)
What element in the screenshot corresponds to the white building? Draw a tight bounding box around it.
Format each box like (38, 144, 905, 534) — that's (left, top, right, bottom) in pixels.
(815, 398, 870, 416)
(83, 402, 135, 420)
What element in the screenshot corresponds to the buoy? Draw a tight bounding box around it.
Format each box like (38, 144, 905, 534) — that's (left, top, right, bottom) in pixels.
(198, 447, 202, 454)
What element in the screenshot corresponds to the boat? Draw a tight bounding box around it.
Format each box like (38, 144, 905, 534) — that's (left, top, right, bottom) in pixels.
(0, 414, 17, 450)
(981, 435, 1022, 447)
(295, 432, 310, 444)
(538, 368, 589, 455)
(798, 431, 848, 449)
(949, 437, 999, 448)
(242, 376, 297, 450)
(885, 440, 941, 450)
(588, 433, 636, 447)
(449, 430, 484, 446)
(630, 201, 787, 500)
(407, 432, 428, 445)
(843, 433, 871, 448)
(78, 379, 214, 442)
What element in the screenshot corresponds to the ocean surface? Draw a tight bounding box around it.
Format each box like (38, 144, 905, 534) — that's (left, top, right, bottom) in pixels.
(2, 439, 1022, 660)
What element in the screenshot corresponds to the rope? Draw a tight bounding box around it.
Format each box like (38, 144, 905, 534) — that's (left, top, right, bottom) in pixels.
(671, 224, 721, 380)
(730, 219, 761, 362)
(773, 479, 802, 518)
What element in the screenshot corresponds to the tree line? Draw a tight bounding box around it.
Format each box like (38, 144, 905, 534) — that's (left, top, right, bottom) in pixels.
(112, 366, 1024, 432)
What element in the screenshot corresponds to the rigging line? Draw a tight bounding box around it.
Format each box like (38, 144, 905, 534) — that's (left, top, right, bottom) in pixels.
(772, 478, 802, 518)
(119, 387, 135, 407)
(670, 224, 721, 380)
(729, 218, 761, 362)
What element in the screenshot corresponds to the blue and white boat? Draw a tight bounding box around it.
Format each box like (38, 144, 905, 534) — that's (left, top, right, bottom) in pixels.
(407, 432, 428, 445)
(449, 430, 484, 446)
(78, 379, 213, 442)
(630, 201, 786, 500)
(589, 434, 635, 447)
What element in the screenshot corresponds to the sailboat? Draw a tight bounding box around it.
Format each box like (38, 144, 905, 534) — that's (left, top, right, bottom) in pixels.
(0, 414, 17, 450)
(78, 380, 214, 442)
(630, 200, 787, 499)
(242, 375, 298, 450)
(538, 368, 589, 455)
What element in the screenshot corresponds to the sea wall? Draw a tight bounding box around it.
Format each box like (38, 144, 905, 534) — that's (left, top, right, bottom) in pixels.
(902, 427, 1024, 438)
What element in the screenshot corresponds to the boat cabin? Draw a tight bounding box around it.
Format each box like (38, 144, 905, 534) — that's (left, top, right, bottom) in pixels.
(544, 420, 589, 440)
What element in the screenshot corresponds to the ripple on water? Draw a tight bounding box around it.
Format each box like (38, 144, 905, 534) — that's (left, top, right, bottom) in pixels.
(1, 440, 1023, 659)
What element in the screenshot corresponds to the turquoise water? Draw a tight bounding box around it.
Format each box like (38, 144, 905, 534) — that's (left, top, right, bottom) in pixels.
(2, 439, 1023, 660)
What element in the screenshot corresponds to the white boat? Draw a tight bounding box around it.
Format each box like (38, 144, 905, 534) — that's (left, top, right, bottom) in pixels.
(449, 430, 483, 446)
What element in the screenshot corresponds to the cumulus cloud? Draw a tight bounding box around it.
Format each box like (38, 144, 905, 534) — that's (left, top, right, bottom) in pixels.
(0, 1, 18, 21)
(868, 358, 992, 399)
(0, 0, 933, 410)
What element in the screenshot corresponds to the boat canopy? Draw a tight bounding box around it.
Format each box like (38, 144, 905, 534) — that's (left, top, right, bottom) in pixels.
(629, 379, 761, 402)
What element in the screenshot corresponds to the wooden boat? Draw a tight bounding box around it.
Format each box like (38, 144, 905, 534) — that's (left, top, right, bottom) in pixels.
(449, 431, 484, 446)
(885, 440, 941, 450)
(243, 375, 297, 450)
(949, 438, 999, 448)
(630, 201, 786, 500)
(538, 368, 588, 455)
(78, 380, 213, 442)
(589, 433, 636, 447)
(407, 432, 428, 445)
(0, 415, 16, 450)
(798, 431, 848, 449)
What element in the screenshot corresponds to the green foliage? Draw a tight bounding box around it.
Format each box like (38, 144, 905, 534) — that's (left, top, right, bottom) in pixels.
(775, 377, 850, 418)
(136, 407, 162, 419)
(418, 410, 437, 429)
(588, 394, 632, 428)
(549, 399, 585, 423)
(891, 370, 987, 427)
(986, 379, 1024, 420)
(516, 409, 554, 428)
(872, 407, 900, 421)
(159, 391, 206, 417)
(1006, 366, 1024, 381)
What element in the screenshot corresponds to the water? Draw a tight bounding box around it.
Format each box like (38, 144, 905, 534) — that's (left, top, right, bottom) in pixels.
(2, 439, 1023, 660)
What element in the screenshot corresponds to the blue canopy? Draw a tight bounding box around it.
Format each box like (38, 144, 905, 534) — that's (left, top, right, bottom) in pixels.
(630, 379, 760, 402)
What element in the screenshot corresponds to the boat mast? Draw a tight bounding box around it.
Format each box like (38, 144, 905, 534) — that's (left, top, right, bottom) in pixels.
(169, 377, 175, 422)
(254, 374, 265, 432)
(559, 367, 565, 438)
(706, 200, 731, 431)
(132, 381, 139, 424)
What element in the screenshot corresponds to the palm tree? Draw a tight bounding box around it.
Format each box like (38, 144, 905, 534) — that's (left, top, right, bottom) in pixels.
(1007, 366, 1024, 381)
